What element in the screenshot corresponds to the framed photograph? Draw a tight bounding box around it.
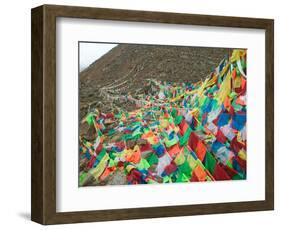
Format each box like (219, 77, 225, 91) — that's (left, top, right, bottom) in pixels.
(31, 4, 274, 225)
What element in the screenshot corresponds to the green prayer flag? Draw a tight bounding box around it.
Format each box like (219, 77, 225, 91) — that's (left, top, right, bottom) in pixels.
(79, 172, 88, 185)
(171, 108, 177, 118)
(164, 136, 178, 148)
(204, 152, 216, 175)
(147, 153, 159, 165)
(178, 161, 192, 178)
(163, 176, 171, 183)
(176, 173, 189, 182)
(179, 127, 192, 147)
(137, 159, 150, 170)
(109, 159, 115, 167)
(174, 115, 183, 125)
(229, 92, 237, 99)
(232, 173, 245, 180)
(226, 160, 233, 169)
(86, 114, 94, 125)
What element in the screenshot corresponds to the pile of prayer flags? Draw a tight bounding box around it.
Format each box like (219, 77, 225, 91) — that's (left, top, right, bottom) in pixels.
(79, 49, 247, 186)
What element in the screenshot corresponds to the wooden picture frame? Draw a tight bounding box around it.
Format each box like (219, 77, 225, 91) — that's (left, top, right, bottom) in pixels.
(31, 4, 274, 225)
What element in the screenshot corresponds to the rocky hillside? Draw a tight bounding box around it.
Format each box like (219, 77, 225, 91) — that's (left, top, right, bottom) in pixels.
(79, 44, 232, 119)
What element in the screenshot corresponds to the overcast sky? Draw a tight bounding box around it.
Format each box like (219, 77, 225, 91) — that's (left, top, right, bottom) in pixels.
(79, 42, 117, 72)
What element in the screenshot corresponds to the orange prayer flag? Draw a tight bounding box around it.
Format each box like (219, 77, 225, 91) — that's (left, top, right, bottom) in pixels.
(141, 131, 154, 139)
(167, 143, 181, 157)
(196, 141, 207, 161)
(224, 96, 231, 110)
(125, 146, 141, 164)
(236, 96, 246, 106)
(99, 168, 112, 181)
(192, 165, 207, 181)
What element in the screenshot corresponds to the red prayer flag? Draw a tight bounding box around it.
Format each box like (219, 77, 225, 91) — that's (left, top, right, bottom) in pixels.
(216, 129, 227, 143)
(164, 161, 177, 175)
(188, 132, 199, 152)
(236, 156, 246, 170)
(179, 119, 188, 136)
(213, 163, 231, 180)
(95, 143, 103, 155)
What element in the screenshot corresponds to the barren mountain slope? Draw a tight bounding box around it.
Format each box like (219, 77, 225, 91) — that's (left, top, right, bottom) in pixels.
(79, 44, 232, 119)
